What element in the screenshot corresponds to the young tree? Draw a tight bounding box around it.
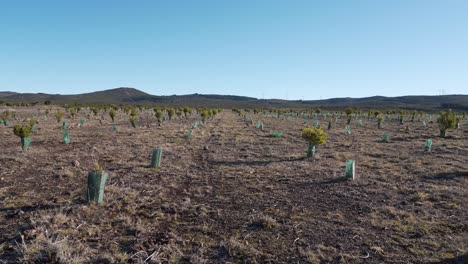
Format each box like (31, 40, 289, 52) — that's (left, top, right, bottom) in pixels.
(437, 110, 457, 137)
(109, 109, 116, 122)
(302, 127, 328, 158)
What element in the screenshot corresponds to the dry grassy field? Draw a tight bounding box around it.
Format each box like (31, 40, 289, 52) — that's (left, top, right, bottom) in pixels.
(0, 107, 467, 263)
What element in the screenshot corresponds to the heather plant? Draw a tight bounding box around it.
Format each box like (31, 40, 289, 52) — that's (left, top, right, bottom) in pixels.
(29, 119, 38, 133)
(55, 111, 64, 123)
(201, 110, 208, 122)
(345, 108, 353, 124)
(91, 107, 99, 116)
(176, 110, 183, 119)
(167, 109, 175, 120)
(130, 108, 138, 118)
(13, 122, 34, 151)
(302, 126, 328, 158)
(183, 107, 191, 118)
(109, 109, 116, 122)
(69, 108, 77, 119)
(129, 116, 137, 128)
(155, 110, 163, 124)
(377, 115, 383, 129)
(1, 110, 12, 121)
(437, 110, 457, 137)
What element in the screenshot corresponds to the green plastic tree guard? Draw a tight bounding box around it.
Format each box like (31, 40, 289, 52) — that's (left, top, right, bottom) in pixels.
(422, 121, 426, 127)
(21, 137, 31, 151)
(346, 160, 355, 180)
(112, 125, 118, 131)
(87, 171, 108, 204)
(271, 132, 283, 137)
(151, 147, 163, 168)
(80, 119, 84, 126)
(345, 125, 351, 135)
(306, 144, 315, 158)
(63, 129, 71, 144)
(63, 121, 68, 130)
(425, 139, 432, 152)
(357, 120, 363, 127)
(256, 120, 263, 129)
(185, 130, 193, 138)
(383, 133, 390, 142)
(313, 120, 319, 128)
(0, 119, 3, 125)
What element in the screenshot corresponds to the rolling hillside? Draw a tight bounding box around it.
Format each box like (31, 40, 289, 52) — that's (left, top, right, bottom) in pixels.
(0, 87, 467, 111)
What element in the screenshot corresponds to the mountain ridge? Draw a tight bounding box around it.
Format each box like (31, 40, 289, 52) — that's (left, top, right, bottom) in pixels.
(1, 87, 467, 111)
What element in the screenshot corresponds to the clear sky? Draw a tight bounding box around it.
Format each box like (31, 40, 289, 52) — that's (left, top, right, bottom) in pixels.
(1, 0, 467, 100)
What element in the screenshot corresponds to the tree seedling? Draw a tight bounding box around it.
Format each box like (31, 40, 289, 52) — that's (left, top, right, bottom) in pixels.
(302, 126, 328, 158)
(437, 110, 457, 138)
(109, 109, 116, 122)
(151, 147, 163, 168)
(87, 163, 108, 204)
(13, 122, 34, 151)
(345, 160, 355, 180)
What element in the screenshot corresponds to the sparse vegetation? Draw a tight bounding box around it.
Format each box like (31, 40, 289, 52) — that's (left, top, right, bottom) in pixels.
(0, 105, 466, 263)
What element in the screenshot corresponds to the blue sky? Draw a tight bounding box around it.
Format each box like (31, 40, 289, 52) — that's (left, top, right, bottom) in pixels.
(1, 0, 467, 99)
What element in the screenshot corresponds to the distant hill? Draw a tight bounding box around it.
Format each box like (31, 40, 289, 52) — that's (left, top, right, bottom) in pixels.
(0, 87, 467, 111)
(0, 92, 19, 97)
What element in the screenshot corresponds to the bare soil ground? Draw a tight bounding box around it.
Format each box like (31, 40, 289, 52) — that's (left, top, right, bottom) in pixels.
(0, 107, 467, 263)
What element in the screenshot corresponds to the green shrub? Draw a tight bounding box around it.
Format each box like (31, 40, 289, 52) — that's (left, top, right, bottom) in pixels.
(201, 110, 208, 121)
(69, 108, 77, 119)
(302, 126, 327, 145)
(183, 107, 191, 118)
(109, 109, 116, 122)
(302, 127, 328, 157)
(377, 115, 383, 129)
(55, 111, 64, 123)
(129, 116, 137, 128)
(155, 110, 163, 123)
(437, 110, 457, 137)
(176, 110, 182, 119)
(13, 124, 32, 138)
(130, 108, 138, 117)
(167, 109, 175, 120)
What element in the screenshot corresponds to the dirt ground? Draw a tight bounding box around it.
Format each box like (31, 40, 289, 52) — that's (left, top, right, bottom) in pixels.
(0, 107, 467, 263)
